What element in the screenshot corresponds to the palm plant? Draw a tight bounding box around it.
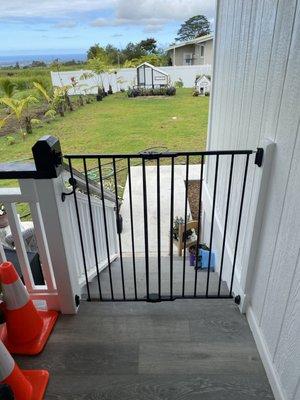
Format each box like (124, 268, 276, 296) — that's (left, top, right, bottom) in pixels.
(0, 79, 16, 98)
(0, 96, 38, 139)
(33, 82, 66, 117)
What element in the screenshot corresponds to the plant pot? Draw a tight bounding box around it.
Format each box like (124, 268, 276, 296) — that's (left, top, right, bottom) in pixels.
(0, 214, 9, 228)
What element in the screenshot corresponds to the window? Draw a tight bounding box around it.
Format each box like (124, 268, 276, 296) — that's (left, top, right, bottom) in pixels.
(184, 53, 193, 65)
(200, 45, 205, 57)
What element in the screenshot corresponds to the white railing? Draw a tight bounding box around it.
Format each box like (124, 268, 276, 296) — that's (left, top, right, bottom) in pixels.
(63, 190, 118, 287)
(0, 173, 118, 314)
(0, 182, 58, 311)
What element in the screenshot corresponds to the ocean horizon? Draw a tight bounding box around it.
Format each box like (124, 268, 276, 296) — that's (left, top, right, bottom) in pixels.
(0, 53, 86, 67)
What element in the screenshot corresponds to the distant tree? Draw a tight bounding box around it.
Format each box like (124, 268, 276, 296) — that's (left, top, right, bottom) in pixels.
(62, 59, 79, 66)
(124, 54, 165, 68)
(105, 44, 123, 66)
(123, 42, 144, 61)
(86, 38, 166, 66)
(87, 44, 107, 60)
(30, 60, 47, 67)
(176, 15, 211, 41)
(139, 38, 157, 54)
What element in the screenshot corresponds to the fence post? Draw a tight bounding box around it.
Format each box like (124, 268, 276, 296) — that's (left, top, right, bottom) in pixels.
(32, 136, 80, 314)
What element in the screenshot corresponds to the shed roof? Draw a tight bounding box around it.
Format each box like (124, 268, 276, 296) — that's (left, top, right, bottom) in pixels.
(136, 62, 169, 77)
(195, 74, 211, 83)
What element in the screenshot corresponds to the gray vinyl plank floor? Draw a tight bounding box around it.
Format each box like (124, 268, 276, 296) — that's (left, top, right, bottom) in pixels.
(16, 299, 274, 399)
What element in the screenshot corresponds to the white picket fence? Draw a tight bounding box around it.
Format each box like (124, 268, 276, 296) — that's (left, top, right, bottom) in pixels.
(51, 64, 212, 94)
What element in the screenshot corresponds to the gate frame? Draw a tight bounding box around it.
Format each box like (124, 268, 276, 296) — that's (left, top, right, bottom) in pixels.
(65, 148, 264, 304)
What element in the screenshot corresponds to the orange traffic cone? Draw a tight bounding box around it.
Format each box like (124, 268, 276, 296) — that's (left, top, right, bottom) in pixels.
(0, 262, 58, 355)
(0, 301, 6, 343)
(0, 340, 49, 400)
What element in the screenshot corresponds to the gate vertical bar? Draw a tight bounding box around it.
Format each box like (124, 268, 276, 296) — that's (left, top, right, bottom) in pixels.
(182, 155, 189, 297)
(98, 158, 114, 300)
(127, 158, 137, 300)
(142, 158, 150, 300)
(194, 155, 204, 297)
(218, 154, 234, 295)
(230, 154, 250, 295)
(169, 157, 175, 299)
(206, 155, 219, 297)
(112, 158, 126, 300)
(83, 158, 102, 300)
(68, 158, 91, 301)
(157, 158, 161, 299)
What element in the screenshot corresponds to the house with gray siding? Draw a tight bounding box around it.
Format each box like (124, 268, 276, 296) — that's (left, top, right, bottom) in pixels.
(166, 34, 213, 66)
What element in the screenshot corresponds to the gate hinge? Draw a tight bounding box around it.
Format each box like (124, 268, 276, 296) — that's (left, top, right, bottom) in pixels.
(254, 148, 264, 167)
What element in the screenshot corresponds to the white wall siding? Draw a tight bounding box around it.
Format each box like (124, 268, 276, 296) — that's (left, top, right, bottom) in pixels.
(208, 1, 300, 399)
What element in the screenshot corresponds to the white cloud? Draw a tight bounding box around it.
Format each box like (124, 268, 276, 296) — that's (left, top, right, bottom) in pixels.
(0, 1, 116, 19)
(116, 0, 215, 21)
(0, 0, 215, 39)
(90, 0, 215, 32)
(0, 0, 215, 23)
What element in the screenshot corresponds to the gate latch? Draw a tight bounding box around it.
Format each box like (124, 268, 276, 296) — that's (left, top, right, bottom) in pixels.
(61, 177, 77, 202)
(254, 148, 264, 167)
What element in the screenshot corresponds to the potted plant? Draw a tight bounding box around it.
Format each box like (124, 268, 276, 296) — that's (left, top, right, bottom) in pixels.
(0, 204, 8, 228)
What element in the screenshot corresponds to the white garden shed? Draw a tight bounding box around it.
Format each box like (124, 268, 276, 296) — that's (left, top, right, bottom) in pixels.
(136, 62, 169, 88)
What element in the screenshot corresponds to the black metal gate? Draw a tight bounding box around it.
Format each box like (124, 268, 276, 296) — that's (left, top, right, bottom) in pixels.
(64, 149, 263, 302)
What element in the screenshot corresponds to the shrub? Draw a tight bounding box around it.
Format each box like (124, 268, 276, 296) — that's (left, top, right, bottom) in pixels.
(166, 87, 176, 96)
(174, 78, 183, 88)
(127, 86, 176, 97)
(5, 136, 16, 145)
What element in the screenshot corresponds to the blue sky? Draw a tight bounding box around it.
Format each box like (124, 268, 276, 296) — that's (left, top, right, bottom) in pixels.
(0, 0, 215, 55)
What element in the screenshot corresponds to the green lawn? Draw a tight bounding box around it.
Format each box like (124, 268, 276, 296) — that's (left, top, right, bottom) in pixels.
(0, 88, 209, 163)
(0, 88, 209, 217)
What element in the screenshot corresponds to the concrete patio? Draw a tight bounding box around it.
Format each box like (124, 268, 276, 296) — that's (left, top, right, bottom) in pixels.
(120, 164, 201, 256)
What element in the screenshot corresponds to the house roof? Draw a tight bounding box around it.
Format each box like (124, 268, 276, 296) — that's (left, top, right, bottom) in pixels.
(136, 62, 169, 77)
(166, 34, 213, 51)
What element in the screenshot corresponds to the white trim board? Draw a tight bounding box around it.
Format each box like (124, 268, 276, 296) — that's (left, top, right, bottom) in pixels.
(247, 306, 287, 400)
